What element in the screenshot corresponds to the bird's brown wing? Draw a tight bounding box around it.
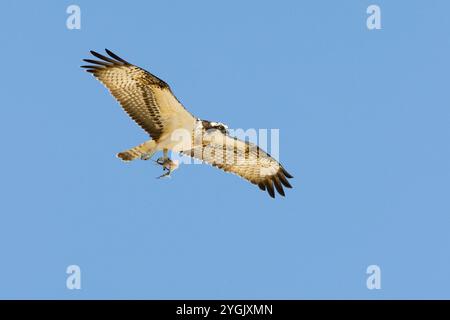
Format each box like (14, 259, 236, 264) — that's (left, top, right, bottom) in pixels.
(182, 130, 293, 198)
(82, 49, 195, 141)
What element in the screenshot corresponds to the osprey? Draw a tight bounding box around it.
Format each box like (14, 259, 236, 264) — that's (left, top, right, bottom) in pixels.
(82, 49, 293, 198)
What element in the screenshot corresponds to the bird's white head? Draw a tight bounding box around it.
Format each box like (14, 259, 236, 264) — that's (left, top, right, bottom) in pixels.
(201, 120, 229, 134)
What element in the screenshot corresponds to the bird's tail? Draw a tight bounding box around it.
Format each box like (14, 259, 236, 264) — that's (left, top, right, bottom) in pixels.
(116, 140, 157, 162)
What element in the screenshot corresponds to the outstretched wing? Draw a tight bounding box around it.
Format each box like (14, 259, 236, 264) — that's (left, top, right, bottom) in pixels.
(182, 130, 293, 198)
(82, 49, 195, 140)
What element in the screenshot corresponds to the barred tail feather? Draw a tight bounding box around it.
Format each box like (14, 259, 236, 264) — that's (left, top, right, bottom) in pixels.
(116, 140, 156, 162)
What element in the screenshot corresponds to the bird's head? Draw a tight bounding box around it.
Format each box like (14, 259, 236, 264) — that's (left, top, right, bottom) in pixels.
(210, 121, 229, 134)
(202, 120, 229, 134)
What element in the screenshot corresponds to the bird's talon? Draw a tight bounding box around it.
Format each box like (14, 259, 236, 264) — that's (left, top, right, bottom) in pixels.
(156, 157, 165, 165)
(156, 172, 171, 179)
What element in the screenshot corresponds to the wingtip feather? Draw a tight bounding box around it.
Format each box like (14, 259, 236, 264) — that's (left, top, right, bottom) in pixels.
(282, 167, 293, 179)
(265, 180, 275, 198)
(105, 48, 129, 64)
(273, 177, 285, 196)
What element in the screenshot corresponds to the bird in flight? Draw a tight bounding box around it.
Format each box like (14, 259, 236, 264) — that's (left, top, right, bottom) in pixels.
(82, 49, 293, 198)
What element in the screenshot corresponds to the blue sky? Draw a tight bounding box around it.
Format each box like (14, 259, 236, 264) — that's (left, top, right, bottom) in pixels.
(0, 0, 449, 299)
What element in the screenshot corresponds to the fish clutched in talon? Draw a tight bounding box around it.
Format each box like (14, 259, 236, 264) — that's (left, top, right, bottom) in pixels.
(154, 157, 179, 179)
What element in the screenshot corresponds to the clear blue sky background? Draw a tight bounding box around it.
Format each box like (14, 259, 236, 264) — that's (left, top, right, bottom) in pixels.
(0, 1, 449, 299)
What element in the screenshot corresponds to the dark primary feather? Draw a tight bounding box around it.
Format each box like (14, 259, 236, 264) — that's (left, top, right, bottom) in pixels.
(105, 48, 129, 64)
(90, 50, 125, 65)
(81, 49, 179, 140)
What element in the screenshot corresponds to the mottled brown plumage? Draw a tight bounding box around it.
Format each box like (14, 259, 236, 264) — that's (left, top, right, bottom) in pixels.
(82, 49, 293, 198)
(182, 131, 292, 198)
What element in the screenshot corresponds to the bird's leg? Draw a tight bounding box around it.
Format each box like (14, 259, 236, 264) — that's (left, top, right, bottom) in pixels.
(153, 149, 170, 167)
(158, 162, 179, 179)
(154, 149, 180, 178)
(155, 157, 166, 166)
(156, 160, 179, 179)
(156, 161, 173, 178)
(156, 149, 170, 170)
